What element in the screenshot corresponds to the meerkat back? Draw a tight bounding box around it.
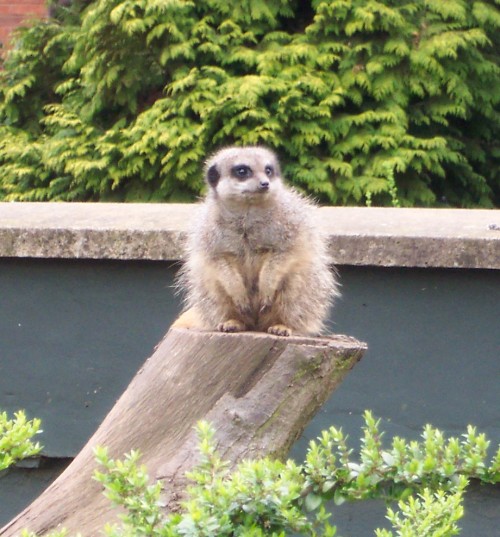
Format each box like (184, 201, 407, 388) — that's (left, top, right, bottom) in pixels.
(174, 146, 339, 336)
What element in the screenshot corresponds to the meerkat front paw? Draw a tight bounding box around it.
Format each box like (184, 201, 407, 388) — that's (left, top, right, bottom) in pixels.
(218, 319, 246, 333)
(268, 324, 292, 337)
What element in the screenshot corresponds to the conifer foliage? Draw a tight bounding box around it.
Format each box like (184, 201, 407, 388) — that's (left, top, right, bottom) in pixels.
(0, 0, 499, 206)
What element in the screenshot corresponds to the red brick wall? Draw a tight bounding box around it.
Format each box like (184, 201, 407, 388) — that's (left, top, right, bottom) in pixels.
(0, 1, 48, 53)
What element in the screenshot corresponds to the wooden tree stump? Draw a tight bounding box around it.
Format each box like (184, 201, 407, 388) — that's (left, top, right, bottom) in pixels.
(1, 328, 366, 537)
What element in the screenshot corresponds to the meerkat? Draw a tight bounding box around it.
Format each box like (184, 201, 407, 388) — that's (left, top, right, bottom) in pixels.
(174, 146, 339, 336)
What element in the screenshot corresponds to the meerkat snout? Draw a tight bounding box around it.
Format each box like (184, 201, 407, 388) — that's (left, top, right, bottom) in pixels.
(258, 179, 269, 191)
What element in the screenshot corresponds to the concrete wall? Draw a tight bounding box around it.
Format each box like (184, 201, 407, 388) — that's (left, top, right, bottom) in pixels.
(1, 203, 498, 268)
(0, 203, 499, 535)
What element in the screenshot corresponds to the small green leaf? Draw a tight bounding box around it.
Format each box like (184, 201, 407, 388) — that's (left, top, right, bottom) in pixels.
(322, 479, 337, 493)
(304, 492, 323, 512)
(333, 489, 346, 506)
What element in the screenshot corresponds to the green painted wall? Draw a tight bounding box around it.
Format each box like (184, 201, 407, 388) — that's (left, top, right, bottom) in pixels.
(1, 259, 499, 535)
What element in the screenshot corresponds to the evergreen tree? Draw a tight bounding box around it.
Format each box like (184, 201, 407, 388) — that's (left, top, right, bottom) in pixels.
(0, 0, 499, 206)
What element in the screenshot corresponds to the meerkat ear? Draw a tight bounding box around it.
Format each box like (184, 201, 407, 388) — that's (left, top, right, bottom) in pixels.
(206, 164, 220, 187)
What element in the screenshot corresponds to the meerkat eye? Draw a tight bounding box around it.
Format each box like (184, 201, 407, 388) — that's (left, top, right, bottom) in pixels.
(264, 165, 274, 177)
(231, 165, 252, 180)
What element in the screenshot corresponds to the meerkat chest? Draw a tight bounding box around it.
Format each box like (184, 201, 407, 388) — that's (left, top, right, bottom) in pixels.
(214, 215, 291, 257)
(230, 225, 277, 283)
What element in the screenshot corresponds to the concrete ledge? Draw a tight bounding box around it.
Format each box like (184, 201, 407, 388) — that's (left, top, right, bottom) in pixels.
(0, 202, 498, 269)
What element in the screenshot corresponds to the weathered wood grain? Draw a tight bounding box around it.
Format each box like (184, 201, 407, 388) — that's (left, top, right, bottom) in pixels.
(1, 328, 366, 537)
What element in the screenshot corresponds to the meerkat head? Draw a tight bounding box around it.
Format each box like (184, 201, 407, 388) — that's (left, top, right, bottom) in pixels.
(204, 146, 283, 204)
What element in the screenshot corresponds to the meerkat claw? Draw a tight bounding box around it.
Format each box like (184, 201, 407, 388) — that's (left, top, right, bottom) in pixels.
(268, 324, 292, 337)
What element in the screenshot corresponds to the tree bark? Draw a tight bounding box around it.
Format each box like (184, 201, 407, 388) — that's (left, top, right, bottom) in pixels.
(1, 328, 366, 537)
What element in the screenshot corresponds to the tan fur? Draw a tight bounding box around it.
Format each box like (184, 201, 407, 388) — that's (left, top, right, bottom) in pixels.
(175, 146, 340, 336)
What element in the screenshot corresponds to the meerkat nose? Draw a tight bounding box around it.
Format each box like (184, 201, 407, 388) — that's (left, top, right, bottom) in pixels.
(259, 179, 270, 191)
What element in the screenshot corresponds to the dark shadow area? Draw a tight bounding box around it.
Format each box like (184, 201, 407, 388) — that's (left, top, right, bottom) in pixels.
(0, 458, 72, 526)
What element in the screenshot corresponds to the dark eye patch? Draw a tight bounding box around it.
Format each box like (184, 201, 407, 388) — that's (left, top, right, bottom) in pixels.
(265, 165, 274, 177)
(207, 164, 220, 187)
(231, 164, 252, 180)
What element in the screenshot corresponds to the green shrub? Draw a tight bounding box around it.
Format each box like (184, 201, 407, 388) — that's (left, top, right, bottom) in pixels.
(1, 0, 499, 206)
(12, 412, 500, 536)
(375, 484, 466, 537)
(87, 414, 500, 536)
(0, 410, 42, 471)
